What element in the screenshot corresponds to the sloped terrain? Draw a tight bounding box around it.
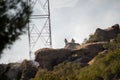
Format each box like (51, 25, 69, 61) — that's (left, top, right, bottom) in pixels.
(0, 24, 120, 80)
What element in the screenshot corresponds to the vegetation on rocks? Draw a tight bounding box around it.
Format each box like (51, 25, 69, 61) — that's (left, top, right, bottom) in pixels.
(31, 48, 120, 80)
(78, 49, 120, 80)
(32, 25, 120, 80)
(1, 24, 120, 80)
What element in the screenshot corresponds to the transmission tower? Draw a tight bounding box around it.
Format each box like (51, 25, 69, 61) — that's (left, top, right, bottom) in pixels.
(28, 0, 52, 59)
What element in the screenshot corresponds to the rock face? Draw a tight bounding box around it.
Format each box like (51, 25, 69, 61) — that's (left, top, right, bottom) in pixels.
(88, 24, 120, 42)
(0, 60, 38, 80)
(35, 42, 106, 70)
(35, 48, 72, 70)
(20, 60, 38, 80)
(0, 63, 22, 80)
(35, 24, 120, 70)
(71, 42, 107, 63)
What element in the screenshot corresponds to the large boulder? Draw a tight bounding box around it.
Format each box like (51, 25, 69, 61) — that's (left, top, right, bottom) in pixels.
(35, 42, 106, 70)
(5, 63, 22, 80)
(20, 60, 38, 80)
(0, 63, 22, 80)
(71, 42, 107, 63)
(35, 48, 72, 70)
(0, 60, 38, 80)
(88, 24, 120, 42)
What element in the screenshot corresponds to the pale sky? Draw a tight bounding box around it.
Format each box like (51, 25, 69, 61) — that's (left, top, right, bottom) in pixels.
(0, 0, 120, 63)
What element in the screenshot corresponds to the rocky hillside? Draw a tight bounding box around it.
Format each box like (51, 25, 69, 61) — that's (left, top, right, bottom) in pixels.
(35, 42, 106, 70)
(0, 24, 120, 80)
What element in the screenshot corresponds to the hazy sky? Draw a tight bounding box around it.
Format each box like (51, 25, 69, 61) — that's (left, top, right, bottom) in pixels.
(0, 0, 120, 63)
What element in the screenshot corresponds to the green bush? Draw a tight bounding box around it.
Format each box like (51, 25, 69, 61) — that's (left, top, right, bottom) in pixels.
(32, 62, 81, 80)
(78, 49, 120, 80)
(104, 34, 120, 50)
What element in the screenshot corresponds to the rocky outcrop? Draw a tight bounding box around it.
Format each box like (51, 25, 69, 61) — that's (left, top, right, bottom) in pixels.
(35, 48, 72, 70)
(71, 42, 107, 63)
(20, 60, 38, 80)
(88, 24, 120, 42)
(0, 60, 38, 80)
(1, 24, 120, 79)
(35, 23, 117, 70)
(35, 42, 106, 70)
(0, 63, 21, 80)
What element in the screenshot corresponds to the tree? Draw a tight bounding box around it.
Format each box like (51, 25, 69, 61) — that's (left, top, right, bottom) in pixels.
(0, 0, 32, 55)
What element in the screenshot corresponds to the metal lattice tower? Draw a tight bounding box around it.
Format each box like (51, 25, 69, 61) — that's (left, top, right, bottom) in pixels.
(28, 0, 52, 59)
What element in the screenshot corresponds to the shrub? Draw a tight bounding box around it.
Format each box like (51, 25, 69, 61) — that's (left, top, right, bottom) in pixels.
(32, 62, 82, 80)
(78, 49, 120, 80)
